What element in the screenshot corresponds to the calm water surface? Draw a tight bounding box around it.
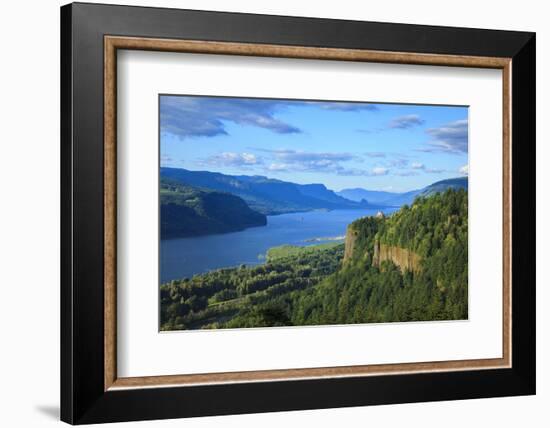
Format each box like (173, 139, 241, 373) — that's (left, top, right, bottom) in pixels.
(160, 208, 397, 283)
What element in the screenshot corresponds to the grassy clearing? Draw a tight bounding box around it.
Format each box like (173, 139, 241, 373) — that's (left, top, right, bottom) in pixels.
(266, 242, 342, 262)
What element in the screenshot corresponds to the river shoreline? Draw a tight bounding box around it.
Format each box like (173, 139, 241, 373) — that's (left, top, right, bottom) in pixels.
(160, 207, 397, 283)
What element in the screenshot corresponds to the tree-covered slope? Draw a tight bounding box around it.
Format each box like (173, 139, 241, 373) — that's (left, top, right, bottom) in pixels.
(160, 189, 468, 330)
(160, 243, 344, 330)
(302, 188, 469, 324)
(161, 179, 267, 239)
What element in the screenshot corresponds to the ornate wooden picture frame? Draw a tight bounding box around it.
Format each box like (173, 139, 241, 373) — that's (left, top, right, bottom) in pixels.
(61, 2, 535, 424)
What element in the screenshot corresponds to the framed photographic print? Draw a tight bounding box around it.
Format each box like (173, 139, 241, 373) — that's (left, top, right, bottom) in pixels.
(60, 2, 536, 424)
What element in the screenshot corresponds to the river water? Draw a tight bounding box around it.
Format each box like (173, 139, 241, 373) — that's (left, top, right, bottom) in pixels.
(160, 208, 396, 283)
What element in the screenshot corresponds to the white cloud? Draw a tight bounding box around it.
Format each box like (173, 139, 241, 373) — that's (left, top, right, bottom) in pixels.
(240, 153, 259, 164)
(364, 152, 386, 158)
(408, 162, 444, 173)
(459, 164, 469, 175)
(160, 96, 302, 139)
(423, 119, 468, 153)
(161, 97, 380, 140)
(395, 171, 419, 177)
(371, 167, 389, 176)
(267, 163, 290, 172)
(202, 152, 262, 167)
(424, 167, 444, 174)
(389, 114, 425, 129)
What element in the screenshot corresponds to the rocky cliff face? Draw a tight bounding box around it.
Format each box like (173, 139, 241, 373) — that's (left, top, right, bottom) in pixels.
(373, 241, 422, 273)
(343, 226, 358, 262)
(343, 224, 422, 273)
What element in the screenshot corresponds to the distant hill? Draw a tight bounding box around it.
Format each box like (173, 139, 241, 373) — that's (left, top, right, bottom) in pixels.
(161, 179, 266, 239)
(161, 167, 378, 215)
(338, 176, 468, 207)
(419, 177, 468, 197)
(336, 188, 400, 204)
(337, 188, 422, 207)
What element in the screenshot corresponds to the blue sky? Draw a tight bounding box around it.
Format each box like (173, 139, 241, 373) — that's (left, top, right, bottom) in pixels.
(160, 95, 468, 192)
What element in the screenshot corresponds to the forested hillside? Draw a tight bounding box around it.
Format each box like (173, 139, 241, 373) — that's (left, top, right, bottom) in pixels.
(161, 179, 266, 239)
(295, 189, 468, 324)
(161, 243, 344, 330)
(160, 189, 468, 329)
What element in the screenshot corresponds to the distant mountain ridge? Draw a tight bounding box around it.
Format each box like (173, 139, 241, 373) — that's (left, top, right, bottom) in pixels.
(337, 176, 468, 207)
(161, 167, 381, 215)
